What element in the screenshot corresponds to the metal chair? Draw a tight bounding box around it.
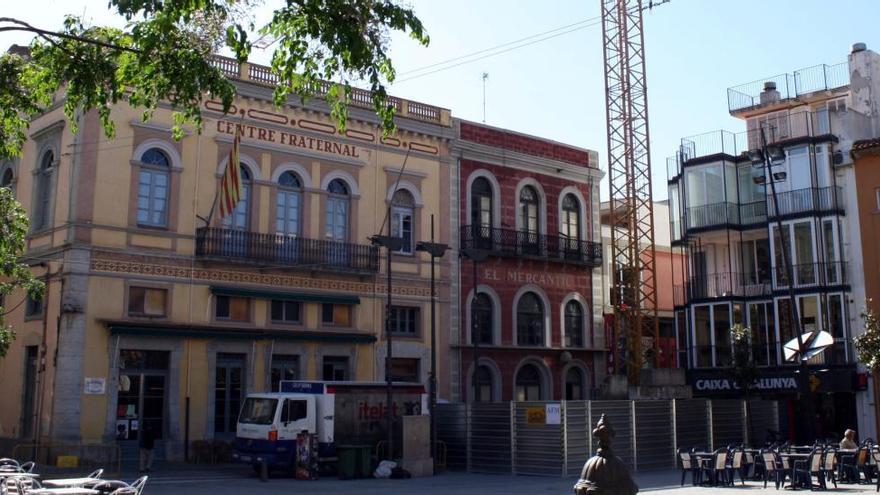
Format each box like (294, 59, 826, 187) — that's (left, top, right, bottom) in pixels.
(823, 447, 838, 489)
(17, 463, 34, 474)
(88, 469, 104, 479)
(761, 451, 783, 489)
(129, 476, 148, 495)
(677, 448, 700, 486)
(702, 449, 728, 486)
(726, 449, 746, 486)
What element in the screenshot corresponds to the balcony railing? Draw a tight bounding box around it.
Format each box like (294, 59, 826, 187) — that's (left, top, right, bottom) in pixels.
(774, 261, 848, 288)
(674, 272, 772, 306)
(682, 200, 767, 232)
(727, 62, 849, 113)
(767, 186, 844, 217)
(195, 227, 379, 273)
(673, 109, 835, 166)
(459, 225, 602, 267)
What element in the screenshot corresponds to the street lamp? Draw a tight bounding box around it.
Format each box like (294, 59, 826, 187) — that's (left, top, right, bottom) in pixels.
(415, 215, 449, 467)
(461, 243, 489, 403)
(751, 127, 815, 442)
(370, 207, 403, 461)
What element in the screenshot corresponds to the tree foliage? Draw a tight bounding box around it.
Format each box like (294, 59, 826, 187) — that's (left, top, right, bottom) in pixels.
(0, 0, 429, 159)
(854, 303, 880, 372)
(0, 187, 45, 357)
(0, 0, 427, 355)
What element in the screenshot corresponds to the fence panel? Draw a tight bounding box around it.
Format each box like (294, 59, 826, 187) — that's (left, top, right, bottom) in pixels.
(675, 399, 710, 451)
(513, 402, 563, 476)
(565, 401, 590, 475)
(635, 400, 674, 470)
(748, 399, 780, 446)
(590, 401, 634, 470)
(469, 403, 512, 473)
(435, 403, 467, 470)
(712, 400, 745, 448)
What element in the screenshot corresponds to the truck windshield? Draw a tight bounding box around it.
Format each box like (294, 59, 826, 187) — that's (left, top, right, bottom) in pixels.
(238, 398, 278, 425)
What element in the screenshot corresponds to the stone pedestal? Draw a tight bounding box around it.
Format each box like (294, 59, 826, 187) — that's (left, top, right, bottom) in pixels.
(401, 415, 433, 477)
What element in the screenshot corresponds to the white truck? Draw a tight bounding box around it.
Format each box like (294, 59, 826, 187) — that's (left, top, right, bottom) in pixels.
(231, 380, 426, 472)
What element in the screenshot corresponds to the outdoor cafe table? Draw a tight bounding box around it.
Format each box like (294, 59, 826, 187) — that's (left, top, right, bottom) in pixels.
(779, 452, 812, 490)
(43, 478, 102, 488)
(0, 472, 40, 478)
(28, 488, 100, 495)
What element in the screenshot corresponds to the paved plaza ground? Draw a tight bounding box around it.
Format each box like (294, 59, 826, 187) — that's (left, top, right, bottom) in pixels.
(60, 463, 880, 494)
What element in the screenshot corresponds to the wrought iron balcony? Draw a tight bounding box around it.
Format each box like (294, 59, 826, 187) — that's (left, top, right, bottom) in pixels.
(195, 227, 379, 273)
(459, 225, 602, 267)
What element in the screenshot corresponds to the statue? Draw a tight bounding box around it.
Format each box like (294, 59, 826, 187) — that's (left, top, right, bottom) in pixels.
(573, 414, 639, 495)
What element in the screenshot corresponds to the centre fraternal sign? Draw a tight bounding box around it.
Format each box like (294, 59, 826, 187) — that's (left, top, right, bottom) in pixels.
(217, 120, 361, 159)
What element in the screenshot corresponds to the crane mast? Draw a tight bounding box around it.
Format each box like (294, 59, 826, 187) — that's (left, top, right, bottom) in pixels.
(601, 0, 660, 384)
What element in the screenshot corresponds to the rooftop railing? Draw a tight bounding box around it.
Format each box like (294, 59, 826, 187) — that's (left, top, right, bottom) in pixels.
(207, 55, 445, 125)
(727, 62, 849, 113)
(669, 109, 835, 170)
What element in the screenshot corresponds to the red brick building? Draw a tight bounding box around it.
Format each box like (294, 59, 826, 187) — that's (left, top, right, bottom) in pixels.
(450, 120, 604, 402)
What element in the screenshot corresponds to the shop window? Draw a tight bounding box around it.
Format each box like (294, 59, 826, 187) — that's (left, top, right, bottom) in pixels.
(322, 303, 351, 327)
(127, 286, 168, 317)
(270, 300, 301, 324)
(322, 356, 349, 381)
(215, 295, 250, 322)
(389, 306, 419, 336)
(388, 358, 420, 383)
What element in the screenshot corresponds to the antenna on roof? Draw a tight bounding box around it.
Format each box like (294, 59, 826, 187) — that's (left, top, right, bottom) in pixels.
(481, 72, 489, 123)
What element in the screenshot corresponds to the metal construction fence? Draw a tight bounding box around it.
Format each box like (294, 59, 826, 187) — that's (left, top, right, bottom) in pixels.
(436, 399, 779, 477)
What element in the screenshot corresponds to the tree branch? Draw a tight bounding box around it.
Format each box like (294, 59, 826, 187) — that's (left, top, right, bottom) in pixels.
(0, 17, 141, 53)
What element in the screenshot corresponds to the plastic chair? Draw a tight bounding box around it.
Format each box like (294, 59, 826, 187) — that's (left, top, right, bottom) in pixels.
(702, 449, 728, 486)
(726, 449, 746, 486)
(823, 447, 838, 489)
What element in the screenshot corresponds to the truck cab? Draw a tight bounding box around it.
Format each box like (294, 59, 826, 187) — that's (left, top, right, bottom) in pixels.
(232, 393, 316, 470)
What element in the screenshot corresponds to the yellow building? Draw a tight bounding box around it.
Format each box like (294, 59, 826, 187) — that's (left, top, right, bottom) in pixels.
(0, 56, 453, 461)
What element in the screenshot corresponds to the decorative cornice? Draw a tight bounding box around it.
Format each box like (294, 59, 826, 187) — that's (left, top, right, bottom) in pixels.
(452, 140, 604, 182)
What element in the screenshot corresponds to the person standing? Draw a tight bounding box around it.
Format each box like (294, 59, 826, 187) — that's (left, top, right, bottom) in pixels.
(139, 424, 156, 474)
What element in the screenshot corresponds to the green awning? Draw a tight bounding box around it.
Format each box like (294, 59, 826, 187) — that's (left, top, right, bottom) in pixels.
(105, 321, 375, 344)
(210, 286, 360, 305)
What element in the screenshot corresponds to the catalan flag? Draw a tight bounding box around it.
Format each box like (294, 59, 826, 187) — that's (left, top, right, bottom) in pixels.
(218, 133, 242, 220)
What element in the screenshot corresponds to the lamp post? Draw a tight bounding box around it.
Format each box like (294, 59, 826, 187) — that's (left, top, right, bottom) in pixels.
(416, 215, 449, 466)
(750, 127, 815, 442)
(462, 236, 489, 403)
(370, 206, 403, 460)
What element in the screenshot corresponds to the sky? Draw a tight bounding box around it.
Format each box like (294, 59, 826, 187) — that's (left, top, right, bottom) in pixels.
(3, 0, 880, 200)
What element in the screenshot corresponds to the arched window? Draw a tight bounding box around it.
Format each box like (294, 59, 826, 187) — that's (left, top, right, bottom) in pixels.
(519, 186, 540, 253)
(326, 179, 350, 242)
(0, 167, 13, 195)
(472, 365, 494, 403)
(515, 364, 543, 401)
(517, 292, 545, 346)
(223, 166, 251, 230)
(472, 292, 493, 345)
(391, 189, 415, 254)
(565, 367, 585, 400)
(137, 147, 170, 227)
(470, 177, 493, 247)
(564, 300, 584, 347)
(276, 171, 302, 236)
(561, 194, 581, 254)
(33, 151, 55, 230)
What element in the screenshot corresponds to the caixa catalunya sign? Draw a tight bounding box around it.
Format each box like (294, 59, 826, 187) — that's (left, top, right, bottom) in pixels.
(694, 377, 797, 392)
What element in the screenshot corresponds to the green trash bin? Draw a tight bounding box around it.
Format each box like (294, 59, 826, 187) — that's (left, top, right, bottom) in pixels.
(337, 445, 358, 479)
(355, 445, 373, 478)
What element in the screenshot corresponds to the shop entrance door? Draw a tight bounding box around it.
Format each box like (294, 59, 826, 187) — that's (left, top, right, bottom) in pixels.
(214, 353, 245, 438)
(116, 350, 168, 461)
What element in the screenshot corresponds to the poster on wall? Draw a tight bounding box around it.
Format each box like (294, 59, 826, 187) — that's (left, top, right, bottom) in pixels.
(116, 420, 129, 440)
(83, 378, 106, 395)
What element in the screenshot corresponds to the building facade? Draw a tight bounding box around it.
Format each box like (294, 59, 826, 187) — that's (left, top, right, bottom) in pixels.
(0, 56, 455, 460)
(451, 120, 604, 402)
(600, 200, 685, 374)
(668, 44, 880, 440)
